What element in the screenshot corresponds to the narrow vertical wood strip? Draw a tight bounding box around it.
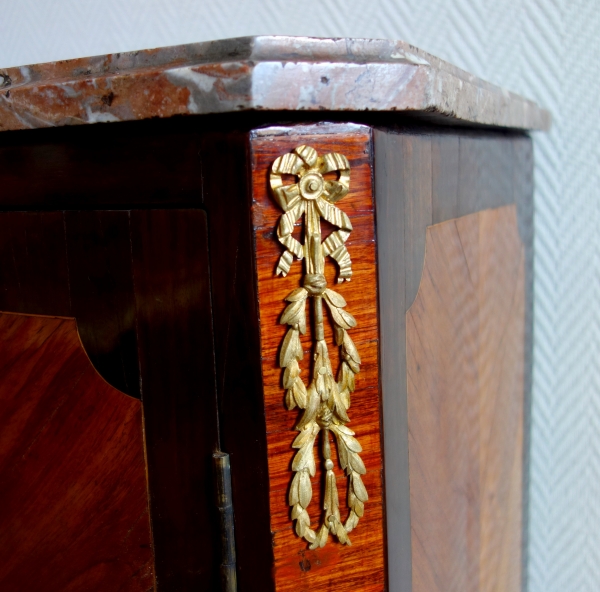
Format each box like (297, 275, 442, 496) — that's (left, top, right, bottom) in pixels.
(513, 135, 534, 592)
(201, 130, 275, 592)
(130, 209, 220, 591)
(407, 214, 480, 592)
(477, 208, 525, 592)
(373, 129, 411, 592)
(403, 135, 433, 308)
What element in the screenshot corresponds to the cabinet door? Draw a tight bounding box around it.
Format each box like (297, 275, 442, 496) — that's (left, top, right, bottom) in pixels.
(0, 208, 220, 591)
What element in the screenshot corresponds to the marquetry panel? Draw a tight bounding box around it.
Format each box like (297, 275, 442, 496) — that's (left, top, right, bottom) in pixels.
(250, 124, 385, 591)
(0, 312, 154, 591)
(406, 205, 524, 592)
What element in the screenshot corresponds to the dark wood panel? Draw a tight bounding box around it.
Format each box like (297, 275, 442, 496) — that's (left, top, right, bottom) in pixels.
(400, 135, 433, 307)
(431, 134, 459, 223)
(0, 210, 140, 397)
(130, 208, 219, 591)
(457, 134, 514, 217)
(250, 125, 385, 592)
(0, 119, 203, 210)
(200, 131, 274, 592)
(0, 211, 70, 315)
(65, 210, 139, 397)
(0, 312, 154, 591)
(373, 130, 415, 592)
(406, 206, 524, 592)
(476, 135, 514, 210)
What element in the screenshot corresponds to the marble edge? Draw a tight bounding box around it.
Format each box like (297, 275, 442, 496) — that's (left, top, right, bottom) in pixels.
(0, 35, 551, 132)
(251, 122, 371, 137)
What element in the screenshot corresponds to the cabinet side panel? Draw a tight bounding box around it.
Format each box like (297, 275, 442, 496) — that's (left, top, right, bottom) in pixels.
(374, 127, 531, 592)
(250, 125, 385, 591)
(406, 206, 524, 592)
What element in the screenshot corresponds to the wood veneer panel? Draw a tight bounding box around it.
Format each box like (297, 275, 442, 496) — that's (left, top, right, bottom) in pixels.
(0, 119, 203, 210)
(0, 210, 141, 397)
(0, 312, 154, 591)
(250, 124, 385, 591)
(0, 211, 70, 315)
(374, 128, 532, 592)
(65, 210, 140, 397)
(406, 205, 524, 592)
(130, 209, 219, 591)
(431, 134, 459, 224)
(373, 131, 430, 592)
(457, 135, 514, 217)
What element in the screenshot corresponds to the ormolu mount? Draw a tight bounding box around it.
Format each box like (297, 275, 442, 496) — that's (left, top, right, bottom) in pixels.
(270, 145, 368, 549)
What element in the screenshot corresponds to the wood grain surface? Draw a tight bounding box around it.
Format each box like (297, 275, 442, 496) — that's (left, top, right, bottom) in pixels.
(0, 117, 204, 210)
(130, 209, 220, 591)
(0, 211, 71, 316)
(0, 117, 268, 588)
(65, 210, 140, 397)
(374, 129, 532, 592)
(200, 130, 275, 591)
(0, 312, 154, 591)
(406, 205, 524, 592)
(0, 210, 142, 398)
(250, 124, 385, 591)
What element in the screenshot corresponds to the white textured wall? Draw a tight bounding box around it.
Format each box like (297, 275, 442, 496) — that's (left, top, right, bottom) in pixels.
(2, 1, 599, 590)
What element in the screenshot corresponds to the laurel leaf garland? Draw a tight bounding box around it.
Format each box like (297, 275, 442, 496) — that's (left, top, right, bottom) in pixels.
(342, 330, 361, 365)
(299, 468, 312, 508)
(292, 378, 308, 409)
(285, 287, 309, 302)
(283, 359, 299, 389)
(280, 327, 302, 367)
(327, 304, 357, 330)
(272, 148, 368, 548)
(280, 299, 306, 327)
(324, 287, 347, 308)
(296, 385, 320, 430)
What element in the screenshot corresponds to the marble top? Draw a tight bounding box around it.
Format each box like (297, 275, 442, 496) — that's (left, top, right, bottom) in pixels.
(0, 36, 550, 132)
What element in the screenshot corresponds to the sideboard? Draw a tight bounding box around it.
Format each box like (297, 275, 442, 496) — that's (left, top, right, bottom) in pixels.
(0, 36, 549, 592)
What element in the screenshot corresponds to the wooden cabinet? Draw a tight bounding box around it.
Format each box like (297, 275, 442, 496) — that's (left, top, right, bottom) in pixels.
(0, 36, 548, 591)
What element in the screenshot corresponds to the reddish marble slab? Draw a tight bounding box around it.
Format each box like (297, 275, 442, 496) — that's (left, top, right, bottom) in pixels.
(0, 36, 550, 132)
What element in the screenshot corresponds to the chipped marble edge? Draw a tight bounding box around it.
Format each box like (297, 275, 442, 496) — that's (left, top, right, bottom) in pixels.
(0, 36, 551, 132)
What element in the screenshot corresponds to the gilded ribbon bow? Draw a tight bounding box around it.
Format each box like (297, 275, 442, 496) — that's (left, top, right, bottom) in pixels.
(270, 145, 368, 549)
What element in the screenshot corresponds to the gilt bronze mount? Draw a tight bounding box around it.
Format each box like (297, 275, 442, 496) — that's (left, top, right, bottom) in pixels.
(270, 145, 367, 549)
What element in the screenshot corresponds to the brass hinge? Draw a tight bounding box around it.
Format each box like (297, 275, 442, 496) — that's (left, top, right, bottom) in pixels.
(213, 452, 237, 592)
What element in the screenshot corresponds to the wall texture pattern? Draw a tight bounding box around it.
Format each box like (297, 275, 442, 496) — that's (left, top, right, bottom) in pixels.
(2, 1, 599, 590)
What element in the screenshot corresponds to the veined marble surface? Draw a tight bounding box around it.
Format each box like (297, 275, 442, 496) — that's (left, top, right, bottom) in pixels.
(0, 36, 550, 132)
